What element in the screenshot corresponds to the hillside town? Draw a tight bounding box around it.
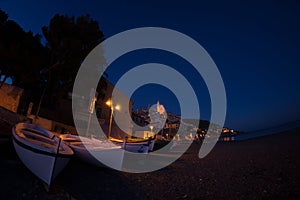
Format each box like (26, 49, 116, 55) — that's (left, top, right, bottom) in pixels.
(132, 101, 239, 141)
(0, 79, 238, 143)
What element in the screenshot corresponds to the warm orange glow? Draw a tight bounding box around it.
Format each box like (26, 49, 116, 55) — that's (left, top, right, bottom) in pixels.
(115, 105, 120, 110)
(106, 100, 111, 106)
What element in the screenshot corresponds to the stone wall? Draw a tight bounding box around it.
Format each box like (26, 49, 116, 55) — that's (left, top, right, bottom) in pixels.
(27, 114, 77, 134)
(0, 106, 26, 126)
(0, 83, 23, 113)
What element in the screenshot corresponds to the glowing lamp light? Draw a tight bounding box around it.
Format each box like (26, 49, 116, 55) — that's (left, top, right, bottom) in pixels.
(106, 100, 112, 106)
(115, 105, 120, 111)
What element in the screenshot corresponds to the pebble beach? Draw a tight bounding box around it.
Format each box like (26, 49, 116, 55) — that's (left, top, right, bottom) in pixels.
(1, 120, 299, 200)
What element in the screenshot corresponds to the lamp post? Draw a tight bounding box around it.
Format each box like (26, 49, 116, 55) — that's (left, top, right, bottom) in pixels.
(149, 125, 154, 139)
(106, 99, 120, 139)
(34, 62, 61, 124)
(86, 88, 97, 137)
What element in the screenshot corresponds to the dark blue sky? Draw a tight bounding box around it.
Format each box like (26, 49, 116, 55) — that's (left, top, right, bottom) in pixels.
(1, 0, 300, 131)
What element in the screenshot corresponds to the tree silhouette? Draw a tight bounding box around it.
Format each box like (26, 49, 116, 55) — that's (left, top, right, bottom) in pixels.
(42, 14, 107, 106)
(0, 9, 46, 89)
(0, 10, 108, 120)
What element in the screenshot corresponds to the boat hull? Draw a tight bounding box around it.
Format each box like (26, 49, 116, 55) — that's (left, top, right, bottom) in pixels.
(73, 145, 124, 170)
(12, 123, 73, 186)
(61, 135, 124, 170)
(111, 138, 156, 153)
(13, 139, 71, 185)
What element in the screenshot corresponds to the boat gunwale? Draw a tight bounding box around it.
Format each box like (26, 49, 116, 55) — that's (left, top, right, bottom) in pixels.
(12, 125, 73, 158)
(12, 134, 73, 158)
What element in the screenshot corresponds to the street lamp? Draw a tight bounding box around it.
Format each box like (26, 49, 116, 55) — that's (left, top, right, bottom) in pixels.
(106, 99, 120, 139)
(149, 125, 154, 138)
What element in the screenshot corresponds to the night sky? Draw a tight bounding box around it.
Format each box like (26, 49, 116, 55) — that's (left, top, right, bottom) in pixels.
(1, 0, 299, 131)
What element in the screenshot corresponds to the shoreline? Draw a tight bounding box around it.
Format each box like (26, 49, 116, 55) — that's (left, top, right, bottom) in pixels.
(1, 129, 299, 199)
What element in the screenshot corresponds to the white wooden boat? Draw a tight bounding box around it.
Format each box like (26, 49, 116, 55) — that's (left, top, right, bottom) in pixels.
(110, 137, 156, 153)
(12, 123, 73, 186)
(60, 134, 124, 170)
